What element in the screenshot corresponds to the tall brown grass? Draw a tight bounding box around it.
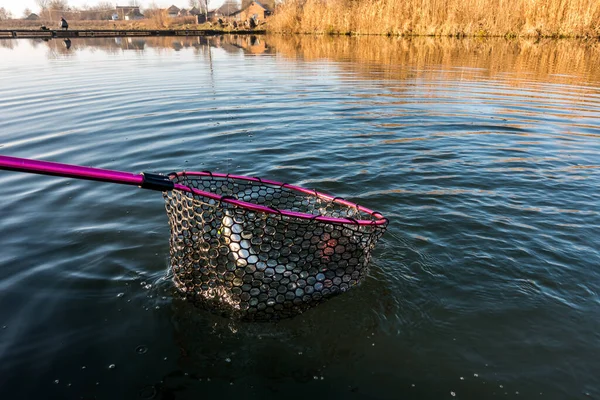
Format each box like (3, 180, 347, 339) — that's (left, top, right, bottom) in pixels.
(144, 9, 198, 29)
(267, 0, 600, 38)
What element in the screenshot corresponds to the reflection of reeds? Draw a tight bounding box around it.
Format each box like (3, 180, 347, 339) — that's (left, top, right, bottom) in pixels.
(144, 9, 171, 29)
(27, 35, 600, 87)
(268, 0, 600, 38)
(0, 40, 16, 49)
(143, 9, 197, 29)
(265, 35, 600, 87)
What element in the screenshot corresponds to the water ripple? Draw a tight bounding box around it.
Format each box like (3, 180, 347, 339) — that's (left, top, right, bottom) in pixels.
(0, 36, 599, 399)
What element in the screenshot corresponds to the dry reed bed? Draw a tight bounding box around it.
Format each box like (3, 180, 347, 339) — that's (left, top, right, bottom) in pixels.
(267, 0, 600, 38)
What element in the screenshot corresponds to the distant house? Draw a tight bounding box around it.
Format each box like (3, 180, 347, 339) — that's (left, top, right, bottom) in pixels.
(229, 9, 242, 21)
(197, 9, 223, 23)
(167, 5, 180, 17)
(25, 13, 40, 20)
(189, 7, 201, 16)
(179, 8, 189, 16)
(234, 1, 272, 23)
(116, 5, 141, 20)
(125, 9, 144, 20)
(217, 1, 240, 17)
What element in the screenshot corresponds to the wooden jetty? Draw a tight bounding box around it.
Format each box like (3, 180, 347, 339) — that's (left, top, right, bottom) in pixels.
(0, 29, 266, 39)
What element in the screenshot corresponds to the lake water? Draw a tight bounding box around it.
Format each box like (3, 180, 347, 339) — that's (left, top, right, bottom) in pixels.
(0, 35, 599, 399)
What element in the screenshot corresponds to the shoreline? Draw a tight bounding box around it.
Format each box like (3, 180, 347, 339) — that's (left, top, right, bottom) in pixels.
(0, 28, 266, 39)
(1, 29, 598, 40)
(271, 31, 600, 40)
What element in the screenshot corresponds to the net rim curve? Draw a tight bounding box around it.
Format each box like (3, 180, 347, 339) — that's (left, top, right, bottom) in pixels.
(169, 171, 388, 227)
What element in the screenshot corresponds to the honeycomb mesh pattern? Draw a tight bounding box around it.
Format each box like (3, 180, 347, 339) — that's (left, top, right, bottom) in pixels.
(163, 173, 388, 321)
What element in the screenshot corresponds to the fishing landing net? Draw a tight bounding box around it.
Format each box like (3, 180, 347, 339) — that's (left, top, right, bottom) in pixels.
(164, 171, 388, 321)
(0, 155, 389, 321)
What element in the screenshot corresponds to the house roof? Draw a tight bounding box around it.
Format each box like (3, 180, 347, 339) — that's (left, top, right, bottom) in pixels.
(116, 5, 140, 9)
(167, 5, 180, 12)
(26, 13, 40, 20)
(216, 3, 240, 15)
(253, 1, 272, 11)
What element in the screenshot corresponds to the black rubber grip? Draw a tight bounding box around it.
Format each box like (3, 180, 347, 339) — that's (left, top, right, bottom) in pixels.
(140, 172, 175, 192)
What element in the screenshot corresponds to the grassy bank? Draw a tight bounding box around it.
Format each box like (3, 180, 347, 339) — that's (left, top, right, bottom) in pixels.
(0, 14, 257, 32)
(267, 0, 600, 38)
(0, 19, 204, 31)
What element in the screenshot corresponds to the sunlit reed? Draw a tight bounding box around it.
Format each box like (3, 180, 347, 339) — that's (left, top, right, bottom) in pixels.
(268, 0, 600, 38)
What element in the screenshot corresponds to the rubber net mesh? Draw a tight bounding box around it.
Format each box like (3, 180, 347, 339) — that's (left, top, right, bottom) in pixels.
(163, 173, 388, 321)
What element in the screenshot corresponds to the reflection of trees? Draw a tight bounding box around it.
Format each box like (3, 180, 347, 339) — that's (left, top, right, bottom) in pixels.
(6, 35, 599, 86)
(118, 37, 146, 50)
(29, 38, 45, 48)
(0, 39, 15, 49)
(25, 35, 275, 57)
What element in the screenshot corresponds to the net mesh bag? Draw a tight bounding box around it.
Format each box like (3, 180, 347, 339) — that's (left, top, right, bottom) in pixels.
(163, 172, 388, 321)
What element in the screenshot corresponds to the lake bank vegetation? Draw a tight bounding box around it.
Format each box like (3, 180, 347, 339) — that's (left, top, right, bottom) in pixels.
(267, 0, 600, 38)
(1, 0, 598, 39)
(0, 18, 200, 31)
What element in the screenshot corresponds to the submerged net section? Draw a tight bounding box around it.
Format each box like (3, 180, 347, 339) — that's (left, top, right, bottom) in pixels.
(163, 172, 388, 321)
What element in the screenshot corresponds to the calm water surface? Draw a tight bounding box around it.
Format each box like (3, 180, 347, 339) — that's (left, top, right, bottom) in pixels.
(0, 35, 599, 399)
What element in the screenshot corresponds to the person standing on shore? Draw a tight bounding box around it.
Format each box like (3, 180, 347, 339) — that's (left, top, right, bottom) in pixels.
(60, 17, 68, 30)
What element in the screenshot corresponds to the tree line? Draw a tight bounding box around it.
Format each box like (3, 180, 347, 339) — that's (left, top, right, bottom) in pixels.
(1, 0, 275, 21)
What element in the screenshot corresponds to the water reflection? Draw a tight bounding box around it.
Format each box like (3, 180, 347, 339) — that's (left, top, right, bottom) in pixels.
(3, 35, 599, 86)
(266, 35, 600, 88)
(11, 35, 274, 56)
(0, 32, 599, 399)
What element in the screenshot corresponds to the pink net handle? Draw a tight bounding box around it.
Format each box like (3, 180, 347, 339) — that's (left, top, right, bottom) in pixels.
(0, 155, 387, 227)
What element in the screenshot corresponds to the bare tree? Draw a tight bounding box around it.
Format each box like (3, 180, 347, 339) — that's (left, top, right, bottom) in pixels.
(188, 0, 208, 16)
(46, 0, 69, 21)
(144, 1, 158, 13)
(49, 0, 69, 11)
(187, 0, 208, 20)
(35, 0, 50, 19)
(129, 0, 140, 6)
(79, 2, 114, 20)
(0, 7, 13, 20)
(220, 0, 240, 15)
(35, 0, 49, 9)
